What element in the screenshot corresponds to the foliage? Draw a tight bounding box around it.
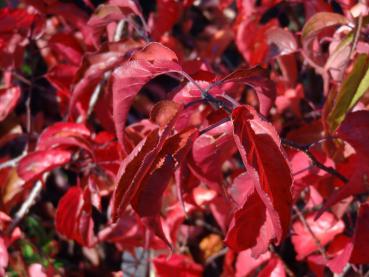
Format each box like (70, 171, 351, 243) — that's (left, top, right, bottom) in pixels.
(1, 0, 369, 276)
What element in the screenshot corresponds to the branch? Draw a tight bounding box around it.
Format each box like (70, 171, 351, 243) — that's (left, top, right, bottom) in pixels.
(282, 138, 348, 183)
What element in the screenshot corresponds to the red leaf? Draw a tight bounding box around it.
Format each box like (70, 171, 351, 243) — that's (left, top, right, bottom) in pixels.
(337, 110, 369, 158)
(150, 100, 181, 128)
(46, 64, 78, 92)
(69, 40, 143, 118)
(28, 263, 48, 277)
(112, 43, 181, 151)
(258, 256, 286, 277)
(236, 18, 277, 66)
(153, 254, 203, 277)
(0, 86, 21, 122)
(350, 202, 369, 264)
(0, 8, 36, 33)
(318, 159, 369, 217)
(112, 100, 185, 220)
(235, 249, 271, 277)
(327, 237, 353, 274)
(38, 122, 90, 142)
(132, 155, 175, 217)
(55, 187, 96, 247)
(301, 12, 348, 46)
(48, 33, 84, 65)
(150, 0, 182, 41)
(88, 4, 138, 29)
(133, 128, 198, 214)
(190, 122, 235, 191)
(0, 238, 8, 276)
(98, 210, 149, 248)
(225, 168, 276, 256)
(112, 129, 161, 221)
(218, 66, 276, 115)
(265, 27, 298, 60)
(173, 81, 224, 105)
(291, 212, 345, 260)
(17, 149, 73, 183)
(231, 105, 293, 247)
(113, 125, 198, 246)
(36, 122, 92, 154)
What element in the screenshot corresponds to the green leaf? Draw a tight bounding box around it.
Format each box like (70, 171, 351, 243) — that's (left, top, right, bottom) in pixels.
(328, 54, 369, 130)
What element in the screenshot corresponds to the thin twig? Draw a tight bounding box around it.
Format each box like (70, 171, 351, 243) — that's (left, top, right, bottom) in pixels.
(282, 138, 348, 183)
(293, 205, 328, 260)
